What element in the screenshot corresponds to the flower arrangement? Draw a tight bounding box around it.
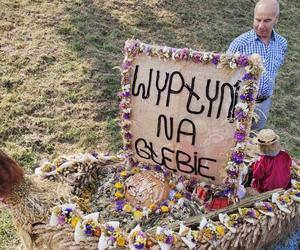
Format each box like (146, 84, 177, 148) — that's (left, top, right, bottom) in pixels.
(82, 219, 102, 237)
(219, 213, 242, 233)
(49, 204, 81, 228)
(98, 222, 127, 249)
(129, 225, 147, 250)
(285, 189, 300, 202)
(47, 180, 300, 249)
(199, 217, 225, 242)
(254, 201, 275, 217)
(74, 212, 100, 244)
(155, 227, 178, 247)
(238, 207, 260, 224)
(272, 193, 293, 213)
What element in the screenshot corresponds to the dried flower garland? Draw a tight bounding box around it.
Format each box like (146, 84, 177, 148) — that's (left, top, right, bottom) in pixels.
(47, 179, 300, 249)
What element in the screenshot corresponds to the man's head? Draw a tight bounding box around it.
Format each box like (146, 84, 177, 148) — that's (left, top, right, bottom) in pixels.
(253, 0, 279, 42)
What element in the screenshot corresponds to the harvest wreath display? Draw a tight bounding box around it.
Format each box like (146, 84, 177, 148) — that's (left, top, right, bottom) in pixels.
(2, 40, 299, 250)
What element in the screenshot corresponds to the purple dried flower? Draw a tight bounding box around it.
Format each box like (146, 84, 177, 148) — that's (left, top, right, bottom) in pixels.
(240, 92, 254, 102)
(239, 123, 247, 130)
(143, 165, 151, 170)
(227, 170, 238, 177)
(190, 178, 198, 186)
(237, 55, 249, 67)
(166, 235, 175, 244)
(212, 54, 220, 65)
(115, 199, 125, 211)
(184, 192, 192, 200)
(224, 186, 233, 196)
(169, 190, 176, 199)
(58, 215, 66, 225)
(124, 132, 132, 140)
(235, 110, 247, 120)
(179, 48, 189, 60)
(234, 132, 246, 142)
(162, 200, 169, 206)
(134, 243, 145, 249)
(122, 91, 131, 97)
(128, 41, 140, 55)
(107, 225, 115, 232)
(143, 45, 152, 56)
(64, 208, 73, 217)
(122, 60, 132, 70)
(232, 151, 244, 164)
(178, 176, 185, 182)
(242, 73, 254, 81)
(130, 161, 138, 167)
(85, 224, 93, 235)
(123, 113, 130, 120)
(247, 209, 256, 218)
(154, 165, 162, 172)
(192, 51, 202, 63)
(91, 151, 98, 158)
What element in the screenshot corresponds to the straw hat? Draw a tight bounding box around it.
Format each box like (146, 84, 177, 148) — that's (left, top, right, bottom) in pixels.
(255, 129, 279, 146)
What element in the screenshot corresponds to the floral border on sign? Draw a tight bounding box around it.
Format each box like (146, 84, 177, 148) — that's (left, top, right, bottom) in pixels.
(119, 39, 264, 200)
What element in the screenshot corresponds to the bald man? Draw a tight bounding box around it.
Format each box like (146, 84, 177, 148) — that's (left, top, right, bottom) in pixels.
(228, 0, 288, 131)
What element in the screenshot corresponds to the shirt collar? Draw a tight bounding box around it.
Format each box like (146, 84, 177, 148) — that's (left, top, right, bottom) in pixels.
(252, 29, 276, 42)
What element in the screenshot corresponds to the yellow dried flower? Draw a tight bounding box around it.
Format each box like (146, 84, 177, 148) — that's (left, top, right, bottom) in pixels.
(132, 167, 140, 173)
(216, 226, 225, 236)
(174, 193, 182, 199)
(123, 204, 132, 213)
(71, 216, 81, 228)
(133, 210, 143, 220)
(148, 204, 157, 210)
(161, 206, 169, 213)
(120, 171, 127, 177)
(41, 162, 52, 172)
(155, 234, 164, 241)
(53, 158, 61, 167)
(114, 192, 124, 198)
(117, 236, 126, 247)
(203, 228, 213, 240)
(114, 182, 124, 189)
(168, 200, 175, 206)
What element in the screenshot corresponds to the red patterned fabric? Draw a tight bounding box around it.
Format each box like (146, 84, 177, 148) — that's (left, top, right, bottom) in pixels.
(205, 197, 231, 211)
(251, 151, 291, 193)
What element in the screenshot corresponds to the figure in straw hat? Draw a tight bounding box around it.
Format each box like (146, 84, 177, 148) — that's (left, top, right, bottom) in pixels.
(250, 129, 296, 193)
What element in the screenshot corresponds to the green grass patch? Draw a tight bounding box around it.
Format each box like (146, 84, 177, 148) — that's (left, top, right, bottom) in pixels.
(0, 209, 20, 250)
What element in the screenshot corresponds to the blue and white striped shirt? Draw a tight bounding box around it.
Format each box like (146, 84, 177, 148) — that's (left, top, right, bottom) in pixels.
(228, 29, 288, 98)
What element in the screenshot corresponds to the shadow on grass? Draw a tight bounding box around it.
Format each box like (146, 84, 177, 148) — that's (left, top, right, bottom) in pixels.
(56, 0, 299, 154)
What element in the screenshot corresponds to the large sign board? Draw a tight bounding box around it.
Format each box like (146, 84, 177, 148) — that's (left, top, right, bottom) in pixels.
(120, 40, 262, 189)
